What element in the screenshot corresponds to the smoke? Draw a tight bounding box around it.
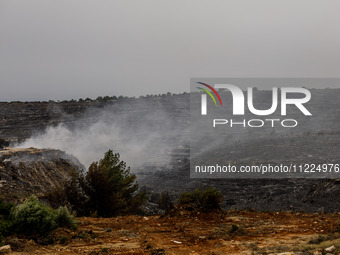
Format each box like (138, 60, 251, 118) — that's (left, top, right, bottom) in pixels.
(18, 98, 188, 170)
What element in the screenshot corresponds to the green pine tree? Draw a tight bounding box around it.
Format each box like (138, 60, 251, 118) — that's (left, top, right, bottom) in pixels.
(86, 150, 142, 217)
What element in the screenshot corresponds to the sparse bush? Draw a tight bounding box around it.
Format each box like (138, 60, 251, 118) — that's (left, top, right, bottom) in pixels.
(11, 196, 56, 235)
(0, 199, 13, 242)
(0, 199, 13, 216)
(209, 224, 246, 239)
(55, 206, 78, 230)
(158, 191, 174, 211)
(230, 224, 239, 233)
(129, 188, 148, 214)
(0, 220, 12, 242)
(58, 235, 70, 245)
(10, 195, 77, 237)
(228, 224, 246, 235)
(308, 234, 332, 244)
(72, 231, 89, 240)
(177, 187, 223, 211)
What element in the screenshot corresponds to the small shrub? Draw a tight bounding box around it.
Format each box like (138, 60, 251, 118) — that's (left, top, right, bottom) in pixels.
(55, 206, 78, 230)
(308, 234, 330, 244)
(91, 233, 99, 239)
(11, 195, 78, 237)
(0, 200, 13, 216)
(209, 225, 229, 239)
(230, 224, 239, 233)
(0, 219, 12, 242)
(88, 230, 99, 239)
(128, 188, 148, 214)
(158, 191, 174, 211)
(101, 247, 109, 253)
(228, 224, 246, 235)
(0, 200, 13, 242)
(177, 187, 223, 211)
(11, 196, 56, 235)
(72, 231, 89, 239)
(57, 235, 70, 245)
(209, 224, 246, 239)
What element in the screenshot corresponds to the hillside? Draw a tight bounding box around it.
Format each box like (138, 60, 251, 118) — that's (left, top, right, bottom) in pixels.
(0, 90, 340, 212)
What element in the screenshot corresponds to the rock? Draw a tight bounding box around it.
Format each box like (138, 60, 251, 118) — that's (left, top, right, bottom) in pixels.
(171, 240, 182, 244)
(0, 245, 12, 254)
(325, 246, 336, 253)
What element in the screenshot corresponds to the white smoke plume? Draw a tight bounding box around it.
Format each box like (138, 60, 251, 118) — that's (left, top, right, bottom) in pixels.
(18, 99, 188, 170)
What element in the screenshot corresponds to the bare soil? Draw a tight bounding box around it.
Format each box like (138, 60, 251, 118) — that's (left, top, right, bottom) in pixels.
(8, 210, 340, 255)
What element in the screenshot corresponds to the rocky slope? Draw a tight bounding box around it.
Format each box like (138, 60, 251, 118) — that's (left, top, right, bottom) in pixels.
(0, 148, 84, 202)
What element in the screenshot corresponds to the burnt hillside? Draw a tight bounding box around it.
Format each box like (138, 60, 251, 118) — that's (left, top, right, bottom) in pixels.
(0, 94, 189, 141)
(1, 90, 340, 212)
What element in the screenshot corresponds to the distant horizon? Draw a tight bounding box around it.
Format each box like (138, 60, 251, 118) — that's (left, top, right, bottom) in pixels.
(0, 86, 339, 103)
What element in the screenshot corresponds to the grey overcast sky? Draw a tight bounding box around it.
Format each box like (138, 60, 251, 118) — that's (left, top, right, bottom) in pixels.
(1, 0, 340, 101)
